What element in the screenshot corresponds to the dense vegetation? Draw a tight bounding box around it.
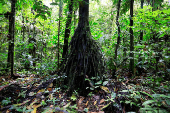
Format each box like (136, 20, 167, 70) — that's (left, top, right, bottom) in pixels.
(0, 0, 170, 112)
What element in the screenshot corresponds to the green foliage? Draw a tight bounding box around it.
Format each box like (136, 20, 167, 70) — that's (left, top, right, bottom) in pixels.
(133, 6, 170, 40)
(0, 0, 10, 13)
(2, 97, 11, 105)
(33, 1, 51, 20)
(140, 93, 170, 113)
(10, 105, 33, 113)
(16, 0, 34, 10)
(0, 0, 170, 112)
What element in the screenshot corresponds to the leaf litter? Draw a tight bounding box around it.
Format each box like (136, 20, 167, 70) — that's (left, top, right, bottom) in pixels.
(0, 72, 170, 113)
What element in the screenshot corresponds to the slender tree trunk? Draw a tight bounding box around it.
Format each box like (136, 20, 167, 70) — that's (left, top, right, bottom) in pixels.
(62, 0, 73, 60)
(152, 0, 155, 10)
(138, 0, 144, 66)
(129, 0, 134, 75)
(140, 0, 144, 42)
(58, 0, 63, 69)
(7, 0, 16, 77)
(114, 0, 121, 60)
(7, 12, 12, 71)
(32, 13, 36, 67)
(111, 0, 121, 77)
(123, 38, 127, 62)
(22, 15, 25, 41)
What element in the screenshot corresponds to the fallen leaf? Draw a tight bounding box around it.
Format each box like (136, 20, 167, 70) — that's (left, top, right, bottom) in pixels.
(48, 88, 52, 91)
(100, 86, 110, 93)
(37, 89, 45, 93)
(31, 104, 41, 113)
(100, 99, 105, 104)
(78, 96, 84, 106)
(85, 101, 89, 106)
(94, 100, 97, 105)
(59, 94, 62, 98)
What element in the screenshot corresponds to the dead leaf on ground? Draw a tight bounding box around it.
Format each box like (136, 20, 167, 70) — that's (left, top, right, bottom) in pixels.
(85, 101, 89, 106)
(100, 86, 110, 93)
(94, 100, 97, 105)
(99, 99, 105, 104)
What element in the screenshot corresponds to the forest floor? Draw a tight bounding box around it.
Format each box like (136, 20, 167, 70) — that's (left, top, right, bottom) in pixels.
(0, 70, 170, 113)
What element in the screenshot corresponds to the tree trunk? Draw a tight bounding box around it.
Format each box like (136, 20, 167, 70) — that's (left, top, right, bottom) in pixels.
(62, 0, 104, 96)
(138, 0, 144, 70)
(32, 9, 36, 67)
(112, 0, 121, 77)
(57, 0, 63, 69)
(7, 12, 12, 72)
(114, 0, 121, 60)
(62, 0, 73, 60)
(129, 0, 134, 76)
(22, 15, 25, 41)
(7, 0, 16, 78)
(139, 0, 144, 42)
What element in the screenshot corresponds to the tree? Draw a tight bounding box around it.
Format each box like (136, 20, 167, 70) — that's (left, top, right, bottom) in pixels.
(62, 0, 73, 61)
(129, 0, 134, 75)
(57, 0, 63, 69)
(110, 0, 121, 77)
(6, 0, 16, 78)
(62, 0, 105, 96)
(137, 0, 144, 75)
(114, 0, 121, 60)
(139, 0, 144, 42)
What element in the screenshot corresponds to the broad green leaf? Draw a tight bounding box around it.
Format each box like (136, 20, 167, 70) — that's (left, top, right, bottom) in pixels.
(95, 80, 102, 85)
(166, 99, 170, 105)
(111, 92, 116, 99)
(93, 22, 98, 25)
(125, 100, 131, 104)
(103, 81, 108, 86)
(142, 100, 156, 106)
(140, 91, 155, 100)
(71, 94, 77, 101)
(135, 44, 145, 48)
